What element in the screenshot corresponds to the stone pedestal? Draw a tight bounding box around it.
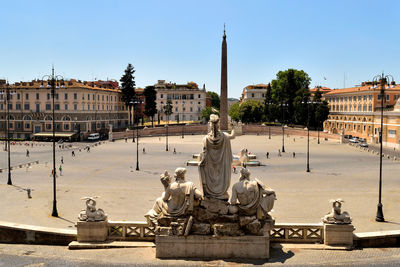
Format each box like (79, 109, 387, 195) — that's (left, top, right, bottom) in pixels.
(156, 235, 270, 259)
(77, 221, 108, 242)
(324, 223, 355, 246)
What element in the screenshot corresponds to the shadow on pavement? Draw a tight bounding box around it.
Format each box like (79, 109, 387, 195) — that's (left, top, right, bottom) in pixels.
(268, 244, 295, 263)
(56, 216, 76, 226)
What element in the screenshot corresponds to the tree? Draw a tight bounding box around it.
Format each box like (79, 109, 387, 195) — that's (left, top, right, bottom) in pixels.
(163, 99, 173, 124)
(270, 69, 311, 125)
(239, 100, 265, 123)
(207, 91, 220, 109)
(120, 64, 136, 124)
(264, 83, 272, 122)
(228, 102, 240, 122)
(201, 107, 219, 122)
(143, 86, 157, 127)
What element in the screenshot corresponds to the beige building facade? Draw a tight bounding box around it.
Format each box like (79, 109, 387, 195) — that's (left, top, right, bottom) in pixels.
(323, 82, 400, 148)
(155, 80, 207, 122)
(240, 84, 268, 103)
(0, 79, 128, 140)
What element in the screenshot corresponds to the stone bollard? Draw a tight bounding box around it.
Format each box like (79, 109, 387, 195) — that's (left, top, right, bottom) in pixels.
(77, 197, 108, 242)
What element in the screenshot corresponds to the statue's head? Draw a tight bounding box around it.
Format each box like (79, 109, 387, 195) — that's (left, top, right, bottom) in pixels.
(174, 167, 187, 181)
(160, 170, 172, 189)
(239, 167, 250, 180)
(209, 114, 220, 138)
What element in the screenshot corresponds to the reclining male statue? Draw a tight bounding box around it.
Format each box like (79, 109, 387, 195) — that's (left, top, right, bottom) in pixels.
(145, 167, 203, 225)
(229, 167, 276, 220)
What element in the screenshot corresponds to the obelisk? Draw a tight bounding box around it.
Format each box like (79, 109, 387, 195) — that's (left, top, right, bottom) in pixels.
(220, 25, 228, 131)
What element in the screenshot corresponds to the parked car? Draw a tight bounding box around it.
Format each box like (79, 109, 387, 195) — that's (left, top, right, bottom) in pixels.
(349, 138, 359, 143)
(87, 133, 100, 141)
(344, 135, 353, 139)
(360, 142, 368, 148)
(359, 138, 366, 142)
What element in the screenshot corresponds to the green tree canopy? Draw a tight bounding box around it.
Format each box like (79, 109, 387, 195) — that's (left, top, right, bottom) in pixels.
(201, 107, 219, 122)
(207, 91, 220, 109)
(163, 99, 173, 123)
(119, 63, 136, 107)
(143, 86, 157, 126)
(239, 100, 265, 123)
(228, 102, 240, 122)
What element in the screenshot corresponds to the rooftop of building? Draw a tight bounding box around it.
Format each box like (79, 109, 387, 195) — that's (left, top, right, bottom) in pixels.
(309, 86, 332, 93)
(155, 80, 204, 91)
(3, 79, 121, 93)
(324, 81, 400, 96)
(244, 84, 269, 90)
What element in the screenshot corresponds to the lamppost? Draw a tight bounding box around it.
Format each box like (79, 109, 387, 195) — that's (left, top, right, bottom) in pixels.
(182, 123, 185, 138)
(306, 99, 311, 173)
(281, 101, 287, 153)
(265, 101, 272, 140)
(372, 73, 394, 222)
(0, 82, 16, 185)
(129, 101, 135, 143)
(130, 98, 142, 170)
(165, 124, 169, 151)
(317, 127, 320, 144)
(42, 66, 64, 217)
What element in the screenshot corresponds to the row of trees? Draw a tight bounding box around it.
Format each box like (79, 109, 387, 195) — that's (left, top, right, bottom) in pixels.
(228, 69, 330, 129)
(120, 65, 329, 129)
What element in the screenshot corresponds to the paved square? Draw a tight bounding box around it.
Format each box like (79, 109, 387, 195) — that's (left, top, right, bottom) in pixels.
(0, 133, 399, 233)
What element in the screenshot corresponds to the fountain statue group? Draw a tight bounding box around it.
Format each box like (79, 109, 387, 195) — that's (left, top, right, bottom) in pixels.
(145, 114, 276, 236)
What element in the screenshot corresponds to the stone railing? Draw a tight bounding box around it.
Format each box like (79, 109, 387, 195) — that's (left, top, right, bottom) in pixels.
(107, 221, 155, 241)
(105, 221, 324, 243)
(270, 223, 324, 243)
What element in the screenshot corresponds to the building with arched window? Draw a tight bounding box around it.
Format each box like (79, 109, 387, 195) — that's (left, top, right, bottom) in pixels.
(0, 79, 128, 140)
(323, 81, 400, 148)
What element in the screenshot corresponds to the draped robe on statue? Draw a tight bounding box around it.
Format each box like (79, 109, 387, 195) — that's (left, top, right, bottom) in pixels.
(199, 132, 233, 200)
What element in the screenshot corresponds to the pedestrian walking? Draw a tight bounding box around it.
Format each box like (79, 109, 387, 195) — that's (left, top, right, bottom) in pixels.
(61, 156, 64, 164)
(125, 137, 127, 143)
(278, 149, 281, 157)
(59, 165, 63, 176)
(233, 165, 237, 173)
(293, 152, 296, 158)
(266, 152, 269, 159)
(173, 148, 176, 154)
(72, 150, 75, 157)
(143, 147, 146, 154)
(293, 138, 295, 142)
(26, 149, 30, 157)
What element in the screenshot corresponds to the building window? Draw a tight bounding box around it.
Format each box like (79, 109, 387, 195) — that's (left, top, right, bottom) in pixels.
(88, 94, 90, 100)
(46, 124, 51, 130)
(102, 95, 104, 101)
(251, 93, 255, 98)
(73, 93, 77, 100)
(55, 93, 59, 100)
(65, 93, 68, 100)
(36, 104, 40, 112)
(369, 95, 372, 101)
(88, 104, 90, 110)
(363, 105, 366, 111)
(386, 94, 390, 101)
(368, 105, 372, 111)
(47, 93, 50, 100)
(64, 124, 70, 130)
(388, 130, 396, 138)
(190, 107, 193, 112)
(198, 94, 201, 98)
(98, 95, 100, 101)
(55, 104, 60, 110)
(16, 103, 21, 110)
(24, 103, 30, 110)
(74, 104, 77, 110)
(36, 93, 40, 100)
(377, 94, 382, 100)
(65, 104, 68, 110)
(363, 95, 366, 101)
(25, 93, 29, 100)
(46, 104, 51, 110)
(17, 93, 20, 100)
(175, 107, 178, 112)
(25, 123, 30, 128)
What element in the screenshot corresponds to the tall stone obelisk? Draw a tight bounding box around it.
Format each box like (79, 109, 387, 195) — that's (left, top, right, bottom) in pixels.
(220, 25, 228, 131)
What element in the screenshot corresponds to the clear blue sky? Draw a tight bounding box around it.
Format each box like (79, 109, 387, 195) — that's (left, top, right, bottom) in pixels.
(1, 0, 400, 98)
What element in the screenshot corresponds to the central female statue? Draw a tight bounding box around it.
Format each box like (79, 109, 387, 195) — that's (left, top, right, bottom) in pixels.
(199, 114, 235, 200)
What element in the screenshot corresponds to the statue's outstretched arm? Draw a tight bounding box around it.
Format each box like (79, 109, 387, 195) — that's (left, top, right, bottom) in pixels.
(162, 187, 171, 201)
(228, 128, 235, 139)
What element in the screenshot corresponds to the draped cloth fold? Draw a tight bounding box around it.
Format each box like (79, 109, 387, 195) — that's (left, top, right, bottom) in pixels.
(198, 133, 232, 200)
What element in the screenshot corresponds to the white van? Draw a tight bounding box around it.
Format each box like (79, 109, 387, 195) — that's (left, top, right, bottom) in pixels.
(88, 133, 100, 141)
